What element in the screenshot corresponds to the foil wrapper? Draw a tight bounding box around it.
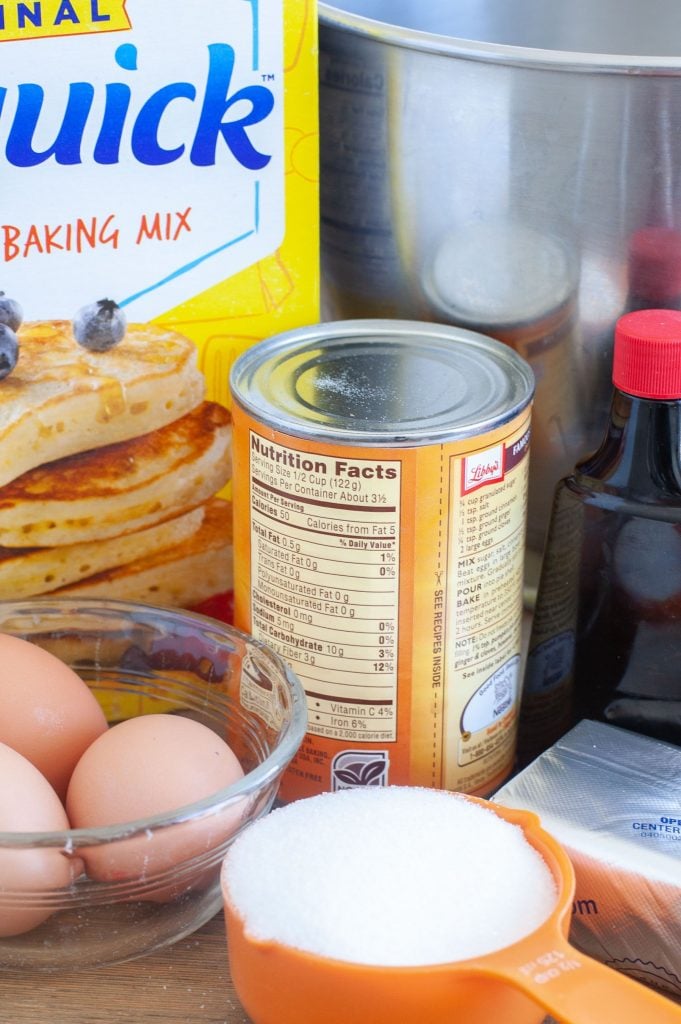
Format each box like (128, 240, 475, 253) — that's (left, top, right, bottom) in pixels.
(495, 720, 681, 1002)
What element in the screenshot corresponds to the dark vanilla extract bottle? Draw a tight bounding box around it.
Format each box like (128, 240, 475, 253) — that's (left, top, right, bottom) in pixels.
(518, 309, 681, 765)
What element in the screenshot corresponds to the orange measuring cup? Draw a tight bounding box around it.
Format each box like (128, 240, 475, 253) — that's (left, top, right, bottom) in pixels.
(221, 796, 681, 1024)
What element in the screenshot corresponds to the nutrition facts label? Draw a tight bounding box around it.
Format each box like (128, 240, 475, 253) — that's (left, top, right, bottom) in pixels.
(248, 432, 401, 741)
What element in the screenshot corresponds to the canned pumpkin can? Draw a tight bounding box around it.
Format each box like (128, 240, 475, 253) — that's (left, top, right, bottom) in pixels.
(230, 319, 534, 799)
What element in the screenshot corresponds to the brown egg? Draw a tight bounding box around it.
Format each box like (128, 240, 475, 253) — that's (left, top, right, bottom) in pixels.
(0, 742, 79, 937)
(0, 633, 108, 800)
(66, 714, 246, 896)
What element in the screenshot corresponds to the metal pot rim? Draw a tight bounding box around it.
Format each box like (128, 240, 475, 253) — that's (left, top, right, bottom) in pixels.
(318, 1, 681, 73)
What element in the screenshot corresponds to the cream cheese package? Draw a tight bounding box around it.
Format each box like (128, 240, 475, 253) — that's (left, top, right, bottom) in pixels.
(0, 0, 319, 624)
(494, 720, 681, 1001)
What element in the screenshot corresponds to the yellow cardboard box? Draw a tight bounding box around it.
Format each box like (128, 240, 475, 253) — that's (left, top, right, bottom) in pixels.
(0, 0, 319, 623)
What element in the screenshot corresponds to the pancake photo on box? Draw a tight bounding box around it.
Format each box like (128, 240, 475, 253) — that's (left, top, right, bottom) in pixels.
(0, 298, 234, 618)
(0, 400, 232, 546)
(0, 314, 206, 487)
(55, 497, 234, 609)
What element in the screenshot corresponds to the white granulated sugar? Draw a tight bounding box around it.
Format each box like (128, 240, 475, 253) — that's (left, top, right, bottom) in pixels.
(223, 786, 557, 966)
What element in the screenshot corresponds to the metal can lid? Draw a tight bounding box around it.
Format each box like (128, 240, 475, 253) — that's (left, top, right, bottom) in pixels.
(423, 221, 578, 328)
(230, 319, 535, 446)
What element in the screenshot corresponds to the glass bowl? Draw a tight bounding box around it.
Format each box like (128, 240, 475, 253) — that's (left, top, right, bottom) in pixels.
(0, 598, 307, 971)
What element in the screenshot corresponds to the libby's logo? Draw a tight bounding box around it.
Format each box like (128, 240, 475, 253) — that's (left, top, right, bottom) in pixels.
(0, 0, 130, 41)
(462, 444, 505, 494)
(0, 43, 274, 169)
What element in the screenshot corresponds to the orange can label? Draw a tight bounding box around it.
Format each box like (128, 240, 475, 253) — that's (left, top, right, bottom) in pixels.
(232, 397, 531, 800)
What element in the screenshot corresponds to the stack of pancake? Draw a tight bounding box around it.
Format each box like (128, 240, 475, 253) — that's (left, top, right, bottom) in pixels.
(0, 319, 233, 609)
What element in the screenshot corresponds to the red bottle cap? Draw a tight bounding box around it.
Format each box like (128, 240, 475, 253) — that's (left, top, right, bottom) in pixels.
(613, 309, 681, 399)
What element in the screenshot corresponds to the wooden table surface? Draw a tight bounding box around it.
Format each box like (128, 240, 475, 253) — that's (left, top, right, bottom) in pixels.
(1, 912, 250, 1024)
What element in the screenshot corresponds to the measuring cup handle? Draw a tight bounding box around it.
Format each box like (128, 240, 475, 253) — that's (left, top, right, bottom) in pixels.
(486, 931, 681, 1024)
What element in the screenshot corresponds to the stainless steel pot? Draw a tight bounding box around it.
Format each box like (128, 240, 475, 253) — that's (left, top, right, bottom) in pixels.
(318, 0, 681, 552)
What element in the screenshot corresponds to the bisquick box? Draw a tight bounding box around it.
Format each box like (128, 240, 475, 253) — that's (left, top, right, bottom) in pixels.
(0, 0, 319, 623)
(494, 720, 681, 1002)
